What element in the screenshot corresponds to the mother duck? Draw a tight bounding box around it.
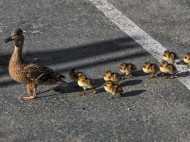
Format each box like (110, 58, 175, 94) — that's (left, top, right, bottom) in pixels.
(5, 28, 66, 100)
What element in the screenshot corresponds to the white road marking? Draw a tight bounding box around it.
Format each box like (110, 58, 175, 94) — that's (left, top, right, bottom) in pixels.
(89, 0, 190, 89)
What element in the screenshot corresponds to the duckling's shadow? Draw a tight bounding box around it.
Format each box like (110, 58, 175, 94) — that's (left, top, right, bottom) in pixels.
(132, 70, 148, 77)
(176, 60, 186, 65)
(94, 78, 105, 88)
(120, 79, 142, 87)
(122, 90, 146, 97)
(53, 81, 82, 93)
(177, 71, 190, 77)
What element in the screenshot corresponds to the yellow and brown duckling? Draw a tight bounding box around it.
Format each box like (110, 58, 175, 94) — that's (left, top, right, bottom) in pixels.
(104, 71, 122, 83)
(163, 50, 179, 63)
(120, 63, 137, 79)
(69, 69, 85, 81)
(104, 81, 124, 100)
(5, 28, 67, 100)
(142, 62, 159, 79)
(77, 75, 96, 96)
(160, 61, 177, 79)
(183, 53, 190, 68)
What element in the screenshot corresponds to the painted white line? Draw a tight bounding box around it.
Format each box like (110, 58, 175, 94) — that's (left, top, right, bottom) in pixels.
(88, 0, 190, 89)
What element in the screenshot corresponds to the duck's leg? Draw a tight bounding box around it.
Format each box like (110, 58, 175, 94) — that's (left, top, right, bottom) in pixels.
(26, 84, 33, 95)
(24, 86, 37, 100)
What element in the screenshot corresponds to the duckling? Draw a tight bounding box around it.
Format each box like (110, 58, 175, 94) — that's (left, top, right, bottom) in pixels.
(5, 28, 67, 100)
(77, 75, 96, 96)
(104, 81, 123, 100)
(69, 69, 85, 81)
(104, 71, 122, 83)
(142, 62, 159, 78)
(120, 63, 137, 79)
(160, 61, 177, 79)
(183, 53, 190, 68)
(163, 50, 179, 63)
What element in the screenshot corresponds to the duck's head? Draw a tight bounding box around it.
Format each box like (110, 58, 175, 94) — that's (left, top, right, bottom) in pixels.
(4, 28, 24, 46)
(105, 81, 114, 87)
(143, 62, 151, 68)
(161, 61, 168, 67)
(163, 50, 170, 57)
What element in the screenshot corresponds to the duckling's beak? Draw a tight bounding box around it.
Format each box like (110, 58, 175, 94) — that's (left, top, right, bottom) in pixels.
(4, 36, 13, 43)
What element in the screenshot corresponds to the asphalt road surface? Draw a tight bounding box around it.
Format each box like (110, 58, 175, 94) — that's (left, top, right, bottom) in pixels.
(0, 0, 190, 141)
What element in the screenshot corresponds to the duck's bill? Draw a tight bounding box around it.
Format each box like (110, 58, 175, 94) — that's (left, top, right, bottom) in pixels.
(4, 36, 13, 43)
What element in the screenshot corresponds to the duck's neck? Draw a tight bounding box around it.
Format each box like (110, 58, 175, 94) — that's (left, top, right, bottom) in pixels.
(11, 40, 24, 62)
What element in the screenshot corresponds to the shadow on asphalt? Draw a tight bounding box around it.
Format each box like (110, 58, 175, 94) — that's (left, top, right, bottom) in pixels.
(0, 36, 149, 87)
(120, 79, 142, 87)
(121, 90, 146, 97)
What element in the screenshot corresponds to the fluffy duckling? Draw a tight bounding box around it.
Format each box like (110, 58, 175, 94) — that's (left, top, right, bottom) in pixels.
(160, 61, 177, 79)
(77, 75, 96, 96)
(120, 63, 137, 79)
(104, 81, 123, 100)
(69, 69, 85, 81)
(163, 50, 179, 63)
(142, 62, 159, 78)
(104, 71, 122, 83)
(183, 53, 190, 68)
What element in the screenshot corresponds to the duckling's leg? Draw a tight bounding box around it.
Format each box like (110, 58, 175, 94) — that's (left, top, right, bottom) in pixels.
(27, 84, 33, 95)
(188, 64, 190, 69)
(24, 86, 37, 100)
(160, 73, 165, 77)
(80, 88, 86, 96)
(107, 93, 115, 100)
(120, 93, 123, 97)
(150, 74, 155, 79)
(169, 74, 175, 79)
(122, 74, 128, 79)
(93, 87, 96, 94)
(107, 96, 113, 100)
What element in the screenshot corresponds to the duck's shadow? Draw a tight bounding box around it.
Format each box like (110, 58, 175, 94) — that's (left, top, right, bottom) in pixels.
(121, 90, 146, 97)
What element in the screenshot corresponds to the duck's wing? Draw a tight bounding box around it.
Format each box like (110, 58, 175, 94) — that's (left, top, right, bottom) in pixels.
(24, 64, 65, 82)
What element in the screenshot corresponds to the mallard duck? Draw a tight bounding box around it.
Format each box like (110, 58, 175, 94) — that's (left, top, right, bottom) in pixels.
(4, 28, 67, 100)
(69, 69, 85, 81)
(77, 75, 96, 96)
(142, 62, 159, 78)
(103, 71, 122, 83)
(183, 53, 190, 68)
(120, 63, 137, 79)
(163, 50, 179, 63)
(104, 81, 123, 100)
(160, 61, 177, 79)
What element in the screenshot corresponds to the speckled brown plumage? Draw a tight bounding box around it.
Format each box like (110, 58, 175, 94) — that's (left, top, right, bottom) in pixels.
(5, 28, 66, 100)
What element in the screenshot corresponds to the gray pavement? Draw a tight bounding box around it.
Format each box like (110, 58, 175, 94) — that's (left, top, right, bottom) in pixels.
(0, 0, 190, 141)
